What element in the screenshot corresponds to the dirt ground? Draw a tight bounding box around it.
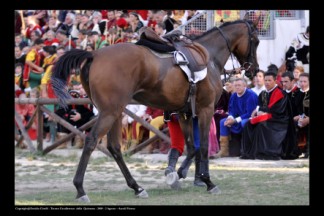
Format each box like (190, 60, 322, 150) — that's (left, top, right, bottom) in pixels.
(15, 147, 309, 199)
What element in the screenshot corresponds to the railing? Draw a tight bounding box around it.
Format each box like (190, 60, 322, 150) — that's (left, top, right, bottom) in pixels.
(14, 98, 170, 156)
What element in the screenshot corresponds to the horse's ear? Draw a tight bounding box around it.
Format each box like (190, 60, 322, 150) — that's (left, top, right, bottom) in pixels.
(252, 15, 261, 28)
(243, 13, 250, 21)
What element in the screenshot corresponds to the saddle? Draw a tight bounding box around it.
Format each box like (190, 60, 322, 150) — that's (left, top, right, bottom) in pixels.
(139, 26, 171, 46)
(139, 27, 209, 72)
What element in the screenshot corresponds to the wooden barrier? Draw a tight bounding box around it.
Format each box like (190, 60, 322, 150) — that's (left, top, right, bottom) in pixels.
(15, 98, 170, 155)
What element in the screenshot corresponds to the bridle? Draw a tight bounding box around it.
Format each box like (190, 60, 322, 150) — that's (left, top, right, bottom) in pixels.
(217, 20, 259, 81)
(241, 20, 259, 74)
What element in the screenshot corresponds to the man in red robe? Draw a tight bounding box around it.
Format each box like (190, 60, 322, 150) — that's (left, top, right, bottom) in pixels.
(240, 71, 290, 160)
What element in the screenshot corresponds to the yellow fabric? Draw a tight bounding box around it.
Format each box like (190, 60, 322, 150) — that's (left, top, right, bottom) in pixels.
(41, 65, 53, 84)
(15, 74, 22, 85)
(41, 54, 57, 85)
(69, 74, 81, 86)
(148, 116, 165, 138)
(26, 49, 37, 62)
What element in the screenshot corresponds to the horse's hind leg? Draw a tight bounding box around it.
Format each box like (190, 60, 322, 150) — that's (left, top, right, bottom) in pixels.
(107, 116, 148, 198)
(73, 112, 114, 202)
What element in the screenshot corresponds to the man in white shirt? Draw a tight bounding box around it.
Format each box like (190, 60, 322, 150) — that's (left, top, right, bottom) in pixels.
(251, 70, 266, 96)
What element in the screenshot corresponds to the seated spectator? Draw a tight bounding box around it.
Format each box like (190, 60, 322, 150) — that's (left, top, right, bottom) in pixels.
(280, 71, 301, 159)
(106, 10, 117, 31)
(121, 104, 147, 149)
(56, 29, 76, 51)
(216, 78, 258, 158)
(55, 84, 94, 149)
(15, 63, 24, 91)
(76, 29, 89, 50)
(213, 77, 235, 144)
(251, 70, 266, 96)
(15, 45, 27, 66)
(56, 12, 76, 38)
(15, 33, 28, 49)
(153, 10, 176, 33)
(154, 22, 166, 36)
(293, 73, 309, 158)
(85, 43, 95, 52)
(139, 107, 166, 154)
(15, 91, 37, 144)
(77, 14, 94, 32)
(88, 31, 107, 50)
(293, 65, 304, 87)
(240, 71, 291, 160)
(267, 63, 282, 88)
(146, 10, 157, 30)
(129, 12, 144, 33)
(91, 11, 107, 36)
(24, 15, 42, 41)
(43, 30, 60, 47)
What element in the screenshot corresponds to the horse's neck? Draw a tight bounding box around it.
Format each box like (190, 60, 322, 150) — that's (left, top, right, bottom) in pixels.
(195, 30, 234, 70)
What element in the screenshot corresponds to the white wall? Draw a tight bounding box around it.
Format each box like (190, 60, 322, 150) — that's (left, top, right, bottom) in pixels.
(257, 10, 309, 71)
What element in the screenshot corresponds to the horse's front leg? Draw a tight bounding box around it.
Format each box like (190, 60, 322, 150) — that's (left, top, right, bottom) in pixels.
(107, 116, 148, 198)
(198, 109, 221, 194)
(73, 112, 114, 202)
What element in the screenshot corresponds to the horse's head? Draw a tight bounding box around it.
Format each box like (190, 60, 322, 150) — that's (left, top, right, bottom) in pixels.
(232, 15, 260, 80)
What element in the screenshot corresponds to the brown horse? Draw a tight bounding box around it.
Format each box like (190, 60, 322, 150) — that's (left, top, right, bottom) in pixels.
(51, 16, 260, 202)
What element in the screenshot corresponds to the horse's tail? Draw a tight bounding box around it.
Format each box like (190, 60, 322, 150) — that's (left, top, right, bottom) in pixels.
(51, 49, 93, 109)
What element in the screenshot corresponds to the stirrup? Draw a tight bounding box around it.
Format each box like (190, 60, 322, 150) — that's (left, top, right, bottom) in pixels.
(174, 51, 189, 65)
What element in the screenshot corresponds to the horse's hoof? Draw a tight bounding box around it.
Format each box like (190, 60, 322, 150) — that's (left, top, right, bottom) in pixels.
(76, 195, 91, 203)
(170, 180, 181, 190)
(208, 185, 221, 194)
(136, 189, 149, 198)
(165, 172, 179, 186)
(193, 177, 206, 187)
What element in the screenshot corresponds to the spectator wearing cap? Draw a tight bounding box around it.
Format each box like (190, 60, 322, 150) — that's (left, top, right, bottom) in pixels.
(23, 38, 44, 89)
(89, 31, 107, 50)
(56, 29, 76, 51)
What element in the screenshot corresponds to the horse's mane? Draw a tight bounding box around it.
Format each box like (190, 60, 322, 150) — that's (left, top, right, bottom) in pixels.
(188, 19, 254, 40)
